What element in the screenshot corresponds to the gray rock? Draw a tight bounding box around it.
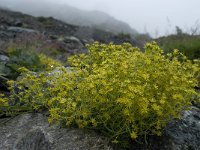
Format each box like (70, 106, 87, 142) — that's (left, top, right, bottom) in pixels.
(0, 55, 9, 62)
(163, 106, 200, 150)
(0, 31, 13, 40)
(13, 20, 23, 27)
(49, 35, 58, 40)
(57, 36, 85, 54)
(0, 25, 6, 30)
(63, 36, 83, 45)
(7, 27, 39, 34)
(0, 113, 113, 150)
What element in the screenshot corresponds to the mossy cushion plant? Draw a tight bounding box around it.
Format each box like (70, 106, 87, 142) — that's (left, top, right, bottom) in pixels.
(2, 45, 62, 79)
(1, 42, 200, 146)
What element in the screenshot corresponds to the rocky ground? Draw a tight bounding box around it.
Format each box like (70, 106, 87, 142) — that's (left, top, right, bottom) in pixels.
(0, 8, 140, 59)
(0, 107, 199, 150)
(0, 113, 112, 150)
(0, 8, 200, 150)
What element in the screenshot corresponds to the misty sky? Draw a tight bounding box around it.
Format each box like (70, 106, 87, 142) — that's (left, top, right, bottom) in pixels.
(56, 0, 200, 37)
(1, 0, 200, 37)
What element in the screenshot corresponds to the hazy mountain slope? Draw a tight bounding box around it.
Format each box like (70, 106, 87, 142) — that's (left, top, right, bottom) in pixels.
(0, 8, 139, 52)
(0, 0, 138, 35)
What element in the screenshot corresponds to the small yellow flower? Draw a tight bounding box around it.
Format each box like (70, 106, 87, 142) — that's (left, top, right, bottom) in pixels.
(130, 131, 138, 139)
(112, 139, 119, 144)
(91, 118, 97, 127)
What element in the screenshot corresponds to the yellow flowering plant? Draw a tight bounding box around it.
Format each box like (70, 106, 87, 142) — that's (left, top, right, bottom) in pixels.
(3, 42, 200, 145)
(0, 93, 8, 115)
(0, 52, 62, 116)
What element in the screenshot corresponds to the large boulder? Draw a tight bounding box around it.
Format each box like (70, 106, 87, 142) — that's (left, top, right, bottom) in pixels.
(0, 113, 112, 150)
(58, 36, 85, 51)
(162, 106, 200, 150)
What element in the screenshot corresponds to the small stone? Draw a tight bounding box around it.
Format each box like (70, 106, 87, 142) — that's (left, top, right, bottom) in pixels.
(0, 55, 9, 62)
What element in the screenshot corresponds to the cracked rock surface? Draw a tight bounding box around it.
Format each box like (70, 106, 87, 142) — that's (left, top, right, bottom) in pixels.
(0, 113, 112, 150)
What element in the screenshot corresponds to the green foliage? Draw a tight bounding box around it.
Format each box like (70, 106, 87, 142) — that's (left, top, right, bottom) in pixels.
(2, 45, 62, 79)
(117, 33, 131, 40)
(0, 62, 10, 76)
(0, 93, 8, 116)
(157, 34, 200, 59)
(2, 42, 200, 145)
(7, 47, 41, 78)
(37, 16, 54, 27)
(134, 33, 152, 46)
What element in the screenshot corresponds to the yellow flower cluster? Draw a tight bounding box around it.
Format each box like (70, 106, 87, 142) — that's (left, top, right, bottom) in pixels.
(39, 54, 62, 71)
(4, 42, 200, 145)
(0, 93, 9, 115)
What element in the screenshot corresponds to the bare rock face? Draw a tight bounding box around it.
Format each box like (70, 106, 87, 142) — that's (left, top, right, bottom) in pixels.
(162, 106, 200, 150)
(0, 113, 112, 150)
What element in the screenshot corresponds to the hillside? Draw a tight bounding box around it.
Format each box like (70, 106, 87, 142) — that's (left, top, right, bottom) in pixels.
(0, 0, 138, 35)
(0, 8, 139, 58)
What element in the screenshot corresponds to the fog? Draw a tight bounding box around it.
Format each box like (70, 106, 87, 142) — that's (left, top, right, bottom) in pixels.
(0, 0, 200, 37)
